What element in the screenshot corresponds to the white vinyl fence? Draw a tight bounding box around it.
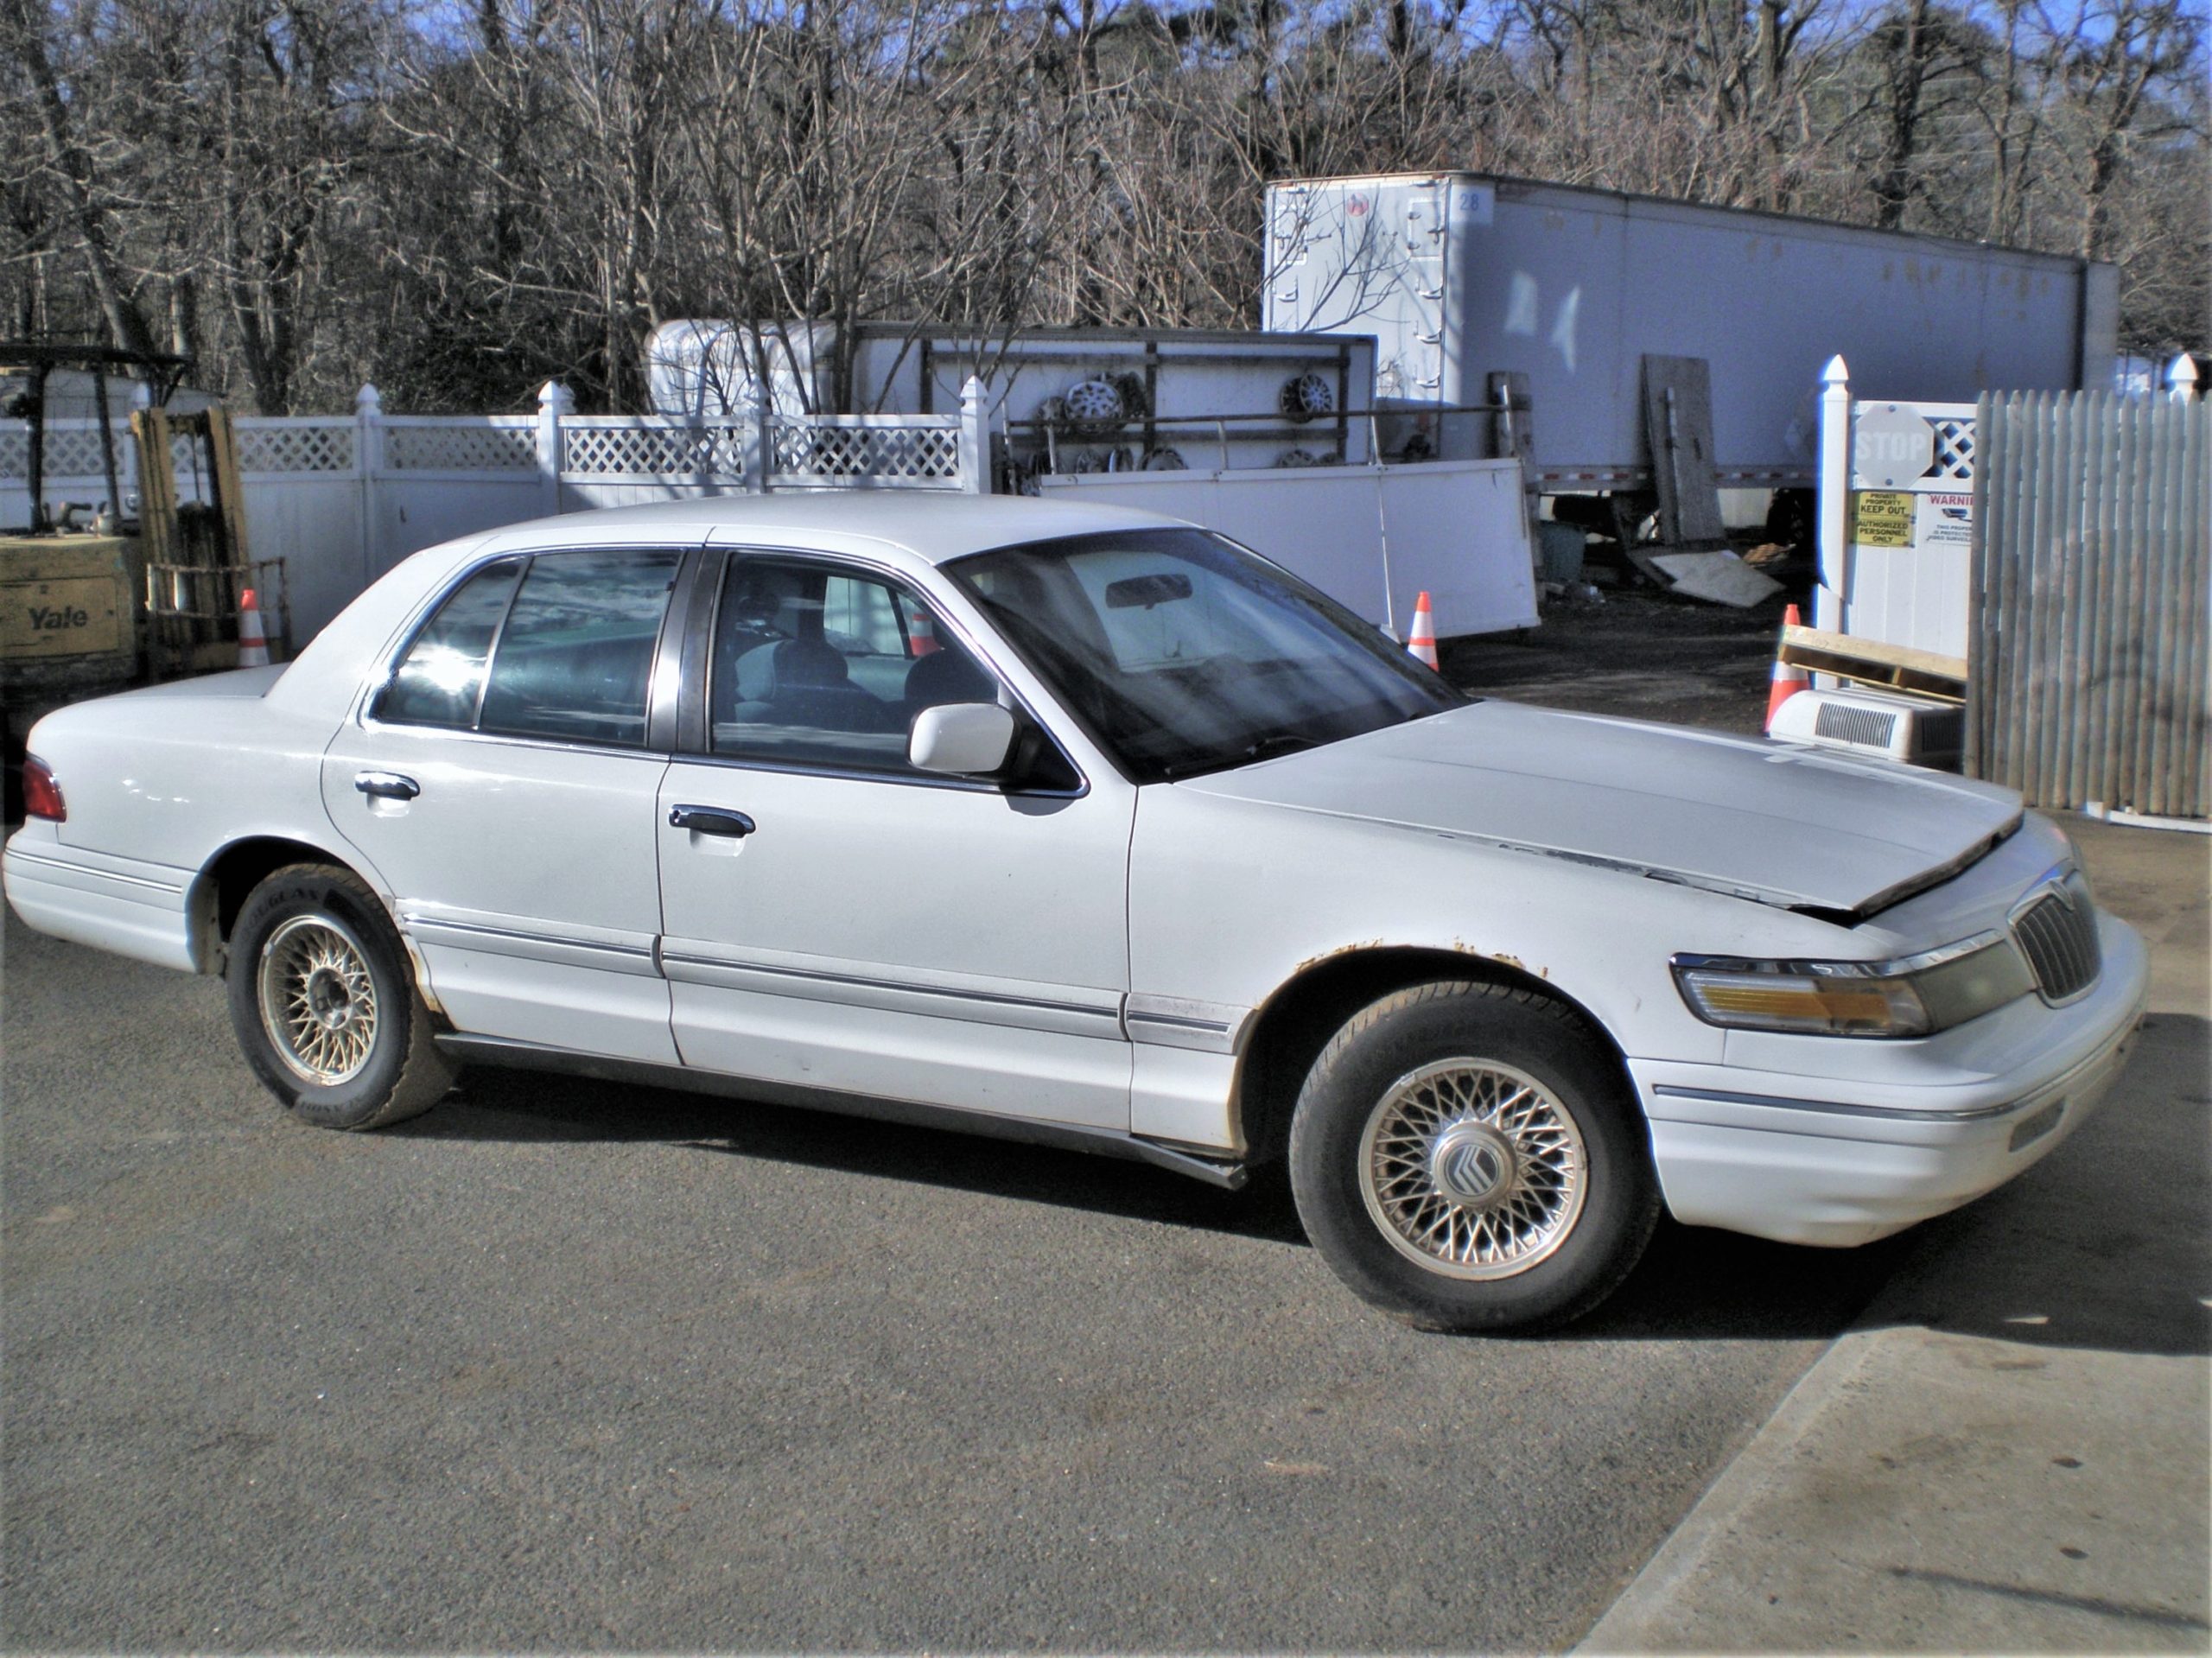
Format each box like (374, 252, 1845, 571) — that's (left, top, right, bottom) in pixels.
(1814, 352, 2202, 664)
(1, 380, 985, 645)
(1814, 358, 1979, 664)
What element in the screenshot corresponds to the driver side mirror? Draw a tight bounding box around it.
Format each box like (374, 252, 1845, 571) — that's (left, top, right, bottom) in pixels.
(909, 702, 1017, 777)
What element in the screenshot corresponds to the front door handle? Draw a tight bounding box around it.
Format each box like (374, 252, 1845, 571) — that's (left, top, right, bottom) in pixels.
(355, 770, 420, 801)
(669, 804, 755, 839)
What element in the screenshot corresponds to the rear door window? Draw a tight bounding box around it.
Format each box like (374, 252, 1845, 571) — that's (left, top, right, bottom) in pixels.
(378, 549, 681, 747)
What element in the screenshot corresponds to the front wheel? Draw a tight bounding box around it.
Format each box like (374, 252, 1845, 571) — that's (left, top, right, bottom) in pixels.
(226, 863, 454, 1130)
(1288, 980, 1658, 1332)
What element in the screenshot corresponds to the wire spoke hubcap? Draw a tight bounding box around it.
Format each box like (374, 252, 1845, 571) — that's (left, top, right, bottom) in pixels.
(1357, 1058, 1588, 1280)
(258, 914, 379, 1087)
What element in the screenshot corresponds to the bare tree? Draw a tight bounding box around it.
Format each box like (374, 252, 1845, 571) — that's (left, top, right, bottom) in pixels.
(6, 0, 2198, 410)
(0, 0, 160, 357)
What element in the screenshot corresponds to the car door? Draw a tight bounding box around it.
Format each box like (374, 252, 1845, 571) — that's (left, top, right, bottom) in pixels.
(321, 543, 691, 1064)
(655, 548, 1135, 1129)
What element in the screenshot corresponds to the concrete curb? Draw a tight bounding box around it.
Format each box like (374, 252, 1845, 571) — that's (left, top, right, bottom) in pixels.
(1576, 1330, 1885, 1652)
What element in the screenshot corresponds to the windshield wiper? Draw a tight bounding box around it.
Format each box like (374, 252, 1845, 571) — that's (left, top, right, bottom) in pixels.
(1160, 732, 1320, 781)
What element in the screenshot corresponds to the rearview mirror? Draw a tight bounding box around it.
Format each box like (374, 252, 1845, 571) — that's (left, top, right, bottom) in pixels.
(909, 702, 1017, 777)
(1104, 573, 1192, 610)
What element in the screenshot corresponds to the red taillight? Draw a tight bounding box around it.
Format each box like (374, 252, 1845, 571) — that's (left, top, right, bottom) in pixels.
(22, 756, 65, 823)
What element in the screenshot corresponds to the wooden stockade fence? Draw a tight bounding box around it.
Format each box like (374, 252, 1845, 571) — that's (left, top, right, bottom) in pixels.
(1967, 391, 2209, 820)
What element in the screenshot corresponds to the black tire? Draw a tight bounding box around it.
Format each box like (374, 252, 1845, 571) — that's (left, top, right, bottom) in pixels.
(1288, 980, 1659, 1333)
(225, 862, 454, 1130)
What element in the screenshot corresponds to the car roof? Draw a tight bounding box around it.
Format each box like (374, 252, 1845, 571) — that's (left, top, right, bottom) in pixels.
(475, 492, 1192, 567)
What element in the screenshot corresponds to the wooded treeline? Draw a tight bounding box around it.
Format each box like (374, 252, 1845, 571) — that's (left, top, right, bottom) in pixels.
(4, 0, 2203, 413)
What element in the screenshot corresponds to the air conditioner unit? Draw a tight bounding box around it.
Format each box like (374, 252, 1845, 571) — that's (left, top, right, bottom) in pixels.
(1770, 688, 1964, 770)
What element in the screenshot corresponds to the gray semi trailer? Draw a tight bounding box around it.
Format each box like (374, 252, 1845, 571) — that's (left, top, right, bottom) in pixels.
(1263, 172, 2117, 497)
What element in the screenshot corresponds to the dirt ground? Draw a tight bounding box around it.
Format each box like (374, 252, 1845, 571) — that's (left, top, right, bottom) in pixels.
(1440, 583, 1801, 736)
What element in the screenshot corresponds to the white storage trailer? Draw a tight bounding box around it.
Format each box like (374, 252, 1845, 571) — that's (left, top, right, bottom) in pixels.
(1262, 172, 2119, 490)
(647, 321, 1380, 472)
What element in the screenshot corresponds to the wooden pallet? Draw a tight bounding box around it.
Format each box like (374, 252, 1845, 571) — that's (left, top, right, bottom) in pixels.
(1779, 623, 1967, 703)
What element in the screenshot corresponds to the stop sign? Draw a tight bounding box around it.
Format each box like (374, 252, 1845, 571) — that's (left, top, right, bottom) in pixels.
(1853, 406, 1935, 487)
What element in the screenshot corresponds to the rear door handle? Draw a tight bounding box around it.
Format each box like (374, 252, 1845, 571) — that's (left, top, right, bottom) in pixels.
(355, 771, 420, 801)
(669, 804, 755, 838)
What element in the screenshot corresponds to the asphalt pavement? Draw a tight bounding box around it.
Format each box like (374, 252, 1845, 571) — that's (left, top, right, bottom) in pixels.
(6, 900, 1899, 1651)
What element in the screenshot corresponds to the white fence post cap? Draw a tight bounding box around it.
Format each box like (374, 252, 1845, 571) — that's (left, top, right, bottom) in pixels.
(2168, 353, 2200, 400)
(1821, 355, 1850, 389)
(355, 383, 382, 415)
(539, 381, 575, 414)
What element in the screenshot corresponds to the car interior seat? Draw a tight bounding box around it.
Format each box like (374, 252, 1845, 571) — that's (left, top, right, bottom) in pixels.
(726, 637, 902, 734)
(902, 642, 999, 722)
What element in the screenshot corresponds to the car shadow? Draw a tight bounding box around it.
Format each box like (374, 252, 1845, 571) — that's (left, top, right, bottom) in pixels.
(401, 1014, 2211, 1356)
(396, 1064, 1312, 1246)
(410, 1058, 1931, 1340)
(1826, 1011, 2212, 1362)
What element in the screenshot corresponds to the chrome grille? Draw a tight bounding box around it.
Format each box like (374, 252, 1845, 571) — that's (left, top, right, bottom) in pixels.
(2012, 875, 2101, 1002)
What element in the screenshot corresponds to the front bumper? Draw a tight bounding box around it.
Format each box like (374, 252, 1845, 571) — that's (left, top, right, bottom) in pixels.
(1630, 912, 2150, 1247)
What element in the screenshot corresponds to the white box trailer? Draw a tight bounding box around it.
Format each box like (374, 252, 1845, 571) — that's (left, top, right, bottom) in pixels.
(1262, 173, 2119, 491)
(647, 321, 1379, 473)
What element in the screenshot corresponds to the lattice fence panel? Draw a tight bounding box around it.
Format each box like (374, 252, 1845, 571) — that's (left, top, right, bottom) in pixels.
(235, 423, 354, 473)
(0, 424, 140, 481)
(1929, 418, 1975, 482)
(769, 422, 960, 483)
(386, 422, 538, 472)
(563, 423, 747, 478)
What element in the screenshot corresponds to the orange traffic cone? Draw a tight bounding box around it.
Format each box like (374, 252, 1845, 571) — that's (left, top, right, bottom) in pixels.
(907, 603, 940, 657)
(1764, 602, 1808, 730)
(238, 587, 271, 668)
(1407, 591, 1439, 670)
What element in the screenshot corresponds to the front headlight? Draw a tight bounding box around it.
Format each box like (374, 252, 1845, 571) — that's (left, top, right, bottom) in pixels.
(1671, 933, 2036, 1039)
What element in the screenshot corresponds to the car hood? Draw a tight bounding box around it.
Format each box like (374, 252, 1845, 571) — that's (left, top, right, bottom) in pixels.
(1177, 701, 2022, 918)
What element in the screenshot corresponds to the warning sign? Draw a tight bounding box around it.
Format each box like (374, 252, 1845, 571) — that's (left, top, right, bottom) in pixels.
(1916, 492, 1974, 549)
(1853, 491, 1916, 547)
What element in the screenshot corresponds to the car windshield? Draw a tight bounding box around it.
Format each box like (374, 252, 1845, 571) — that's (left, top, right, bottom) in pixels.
(945, 527, 1465, 783)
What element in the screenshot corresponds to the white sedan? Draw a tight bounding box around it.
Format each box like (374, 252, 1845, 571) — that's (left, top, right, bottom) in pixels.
(4, 495, 2147, 1330)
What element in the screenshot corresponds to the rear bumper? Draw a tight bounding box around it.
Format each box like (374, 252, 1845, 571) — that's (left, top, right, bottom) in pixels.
(3, 825, 197, 971)
(1631, 914, 2149, 1247)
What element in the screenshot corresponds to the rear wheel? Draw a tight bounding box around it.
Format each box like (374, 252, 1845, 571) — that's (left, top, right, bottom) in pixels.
(1289, 980, 1658, 1331)
(226, 863, 454, 1130)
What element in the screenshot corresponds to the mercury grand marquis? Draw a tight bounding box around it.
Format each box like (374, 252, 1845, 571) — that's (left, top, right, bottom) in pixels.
(4, 495, 2147, 1330)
